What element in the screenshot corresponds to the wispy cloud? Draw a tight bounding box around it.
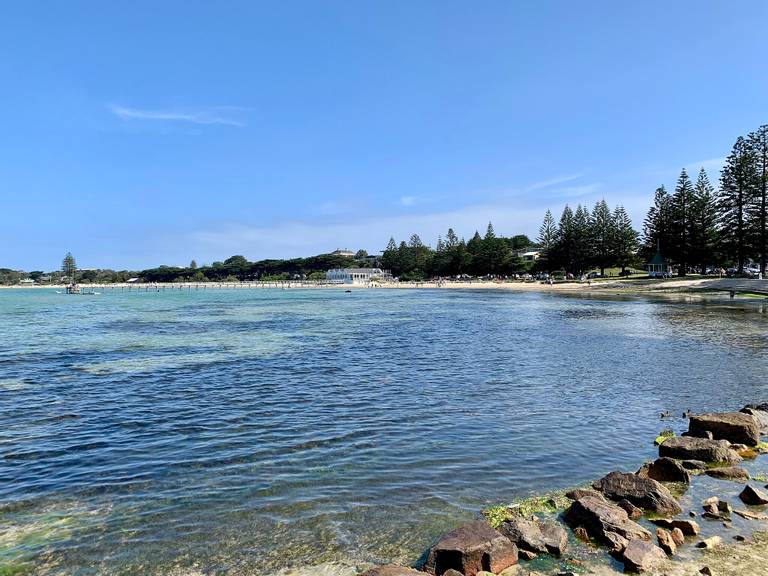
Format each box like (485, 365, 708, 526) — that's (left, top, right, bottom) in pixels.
(108, 104, 247, 127)
(399, 195, 417, 207)
(526, 173, 584, 191)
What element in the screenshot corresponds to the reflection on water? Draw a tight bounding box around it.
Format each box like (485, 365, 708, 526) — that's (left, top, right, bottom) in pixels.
(1, 288, 767, 575)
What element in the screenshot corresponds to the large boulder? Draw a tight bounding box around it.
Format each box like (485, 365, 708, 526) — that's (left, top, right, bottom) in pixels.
(705, 466, 750, 482)
(593, 471, 682, 515)
(563, 496, 652, 547)
(659, 436, 741, 464)
(423, 520, 518, 576)
(739, 485, 768, 506)
(498, 518, 568, 556)
(618, 539, 667, 573)
(688, 412, 760, 446)
(361, 566, 422, 576)
(741, 406, 768, 433)
(637, 457, 691, 483)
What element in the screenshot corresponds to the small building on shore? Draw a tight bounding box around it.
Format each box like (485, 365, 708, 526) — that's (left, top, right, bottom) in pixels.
(647, 250, 671, 278)
(326, 268, 390, 284)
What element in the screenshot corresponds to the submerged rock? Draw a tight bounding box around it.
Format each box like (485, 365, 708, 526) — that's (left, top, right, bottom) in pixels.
(697, 536, 723, 549)
(361, 566, 422, 576)
(497, 518, 567, 556)
(739, 485, 768, 505)
(733, 509, 768, 520)
(637, 457, 691, 483)
(680, 459, 708, 470)
(593, 471, 682, 515)
(563, 496, 651, 547)
(424, 520, 518, 576)
(650, 518, 700, 536)
(688, 412, 760, 446)
(659, 436, 741, 464)
(705, 466, 750, 482)
(618, 538, 667, 573)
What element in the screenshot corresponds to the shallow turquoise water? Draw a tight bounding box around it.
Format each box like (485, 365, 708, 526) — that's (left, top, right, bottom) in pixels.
(1, 288, 768, 575)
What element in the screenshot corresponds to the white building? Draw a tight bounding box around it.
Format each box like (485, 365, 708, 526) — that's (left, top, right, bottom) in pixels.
(326, 268, 390, 284)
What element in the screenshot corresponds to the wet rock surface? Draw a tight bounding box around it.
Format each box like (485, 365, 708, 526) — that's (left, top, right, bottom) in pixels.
(361, 565, 423, 576)
(593, 471, 682, 514)
(563, 495, 652, 546)
(424, 520, 518, 576)
(618, 538, 667, 573)
(659, 436, 742, 464)
(637, 457, 691, 483)
(497, 518, 567, 556)
(688, 412, 760, 446)
(739, 484, 768, 505)
(704, 466, 750, 482)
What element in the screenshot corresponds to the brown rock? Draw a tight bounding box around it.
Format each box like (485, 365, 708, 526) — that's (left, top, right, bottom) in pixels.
(617, 499, 643, 519)
(688, 412, 760, 446)
(573, 526, 589, 542)
(361, 566, 422, 576)
(659, 436, 741, 464)
(656, 527, 676, 556)
(650, 518, 700, 536)
(565, 488, 604, 501)
(680, 459, 708, 470)
(739, 484, 768, 505)
(637, 457, 691, 483)
(734, 508, 768, 520)
(699, 567, 713, 576)
(619, 539, 667, 573)
(671, 527, 685, 546)
(705, 466, 750, 482)
(441, 571, 463, 576)
(593, 471, 682, 515)
(563, 496, 651, 546)
(424, 520, 519, 576)
(518, 549, 537, 561)
(497, 518, 568, 556)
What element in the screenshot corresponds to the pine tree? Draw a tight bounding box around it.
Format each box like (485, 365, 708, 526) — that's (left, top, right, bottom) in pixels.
(642, 185, 673, 261)
(611, 205, 638, 273)
(590, 200, 613, 275)
(572, 204, 591, 274)
(748, 125, 768, 275)
(62, 252, 77, 281)
(719, 137, 756, 274)
(670, 168, 695, 275)
(381, 237, 400, 274)
(551, 205, 575, 273)
(538, 210, 556, 252)
(445, 228, 460, 249)
(690, 168, 719, 274)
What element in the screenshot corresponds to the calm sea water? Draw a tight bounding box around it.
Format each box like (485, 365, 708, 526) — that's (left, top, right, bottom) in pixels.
(2, 287, 768, 575)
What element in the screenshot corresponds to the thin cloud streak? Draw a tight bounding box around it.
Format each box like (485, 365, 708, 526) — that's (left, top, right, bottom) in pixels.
(109, 104, 246, 127)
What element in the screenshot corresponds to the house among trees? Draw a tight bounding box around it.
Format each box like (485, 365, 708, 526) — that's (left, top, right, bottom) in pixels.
(646, 250, 671, 278)
(326, 268, 391, 284)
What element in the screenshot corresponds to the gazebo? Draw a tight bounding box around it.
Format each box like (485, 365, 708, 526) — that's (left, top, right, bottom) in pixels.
(647, 250, 670, 278)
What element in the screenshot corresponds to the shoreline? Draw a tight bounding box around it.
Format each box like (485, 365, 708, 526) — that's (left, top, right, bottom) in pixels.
(2, 278, 768, 299)
(356, 403, 768, 576)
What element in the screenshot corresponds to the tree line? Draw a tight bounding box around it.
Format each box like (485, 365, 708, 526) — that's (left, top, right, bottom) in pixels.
(642, 124, 768, 276)
(380, 226, 534, 280)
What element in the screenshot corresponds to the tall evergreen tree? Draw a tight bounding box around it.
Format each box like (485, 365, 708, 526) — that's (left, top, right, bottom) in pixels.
(590, 200, 613, 275)
(538, 210, 556, 253)
(572, 204, 591, 274)
(62, 252, 77, 281)
(551, 205, 575, 272)
(611, 205, 638, 273)
(748, 125, 768, 275)
(642, 186, 673, 260)
(719, 137, 756, 274)
(670, 169, 695, 275)
(690, 168, 719, 274)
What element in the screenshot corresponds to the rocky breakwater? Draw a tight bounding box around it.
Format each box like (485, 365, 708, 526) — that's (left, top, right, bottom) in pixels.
(361, 403, 768, 576)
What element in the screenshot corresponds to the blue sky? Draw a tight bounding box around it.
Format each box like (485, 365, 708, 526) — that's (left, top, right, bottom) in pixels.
(2, 1, 767, 270)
